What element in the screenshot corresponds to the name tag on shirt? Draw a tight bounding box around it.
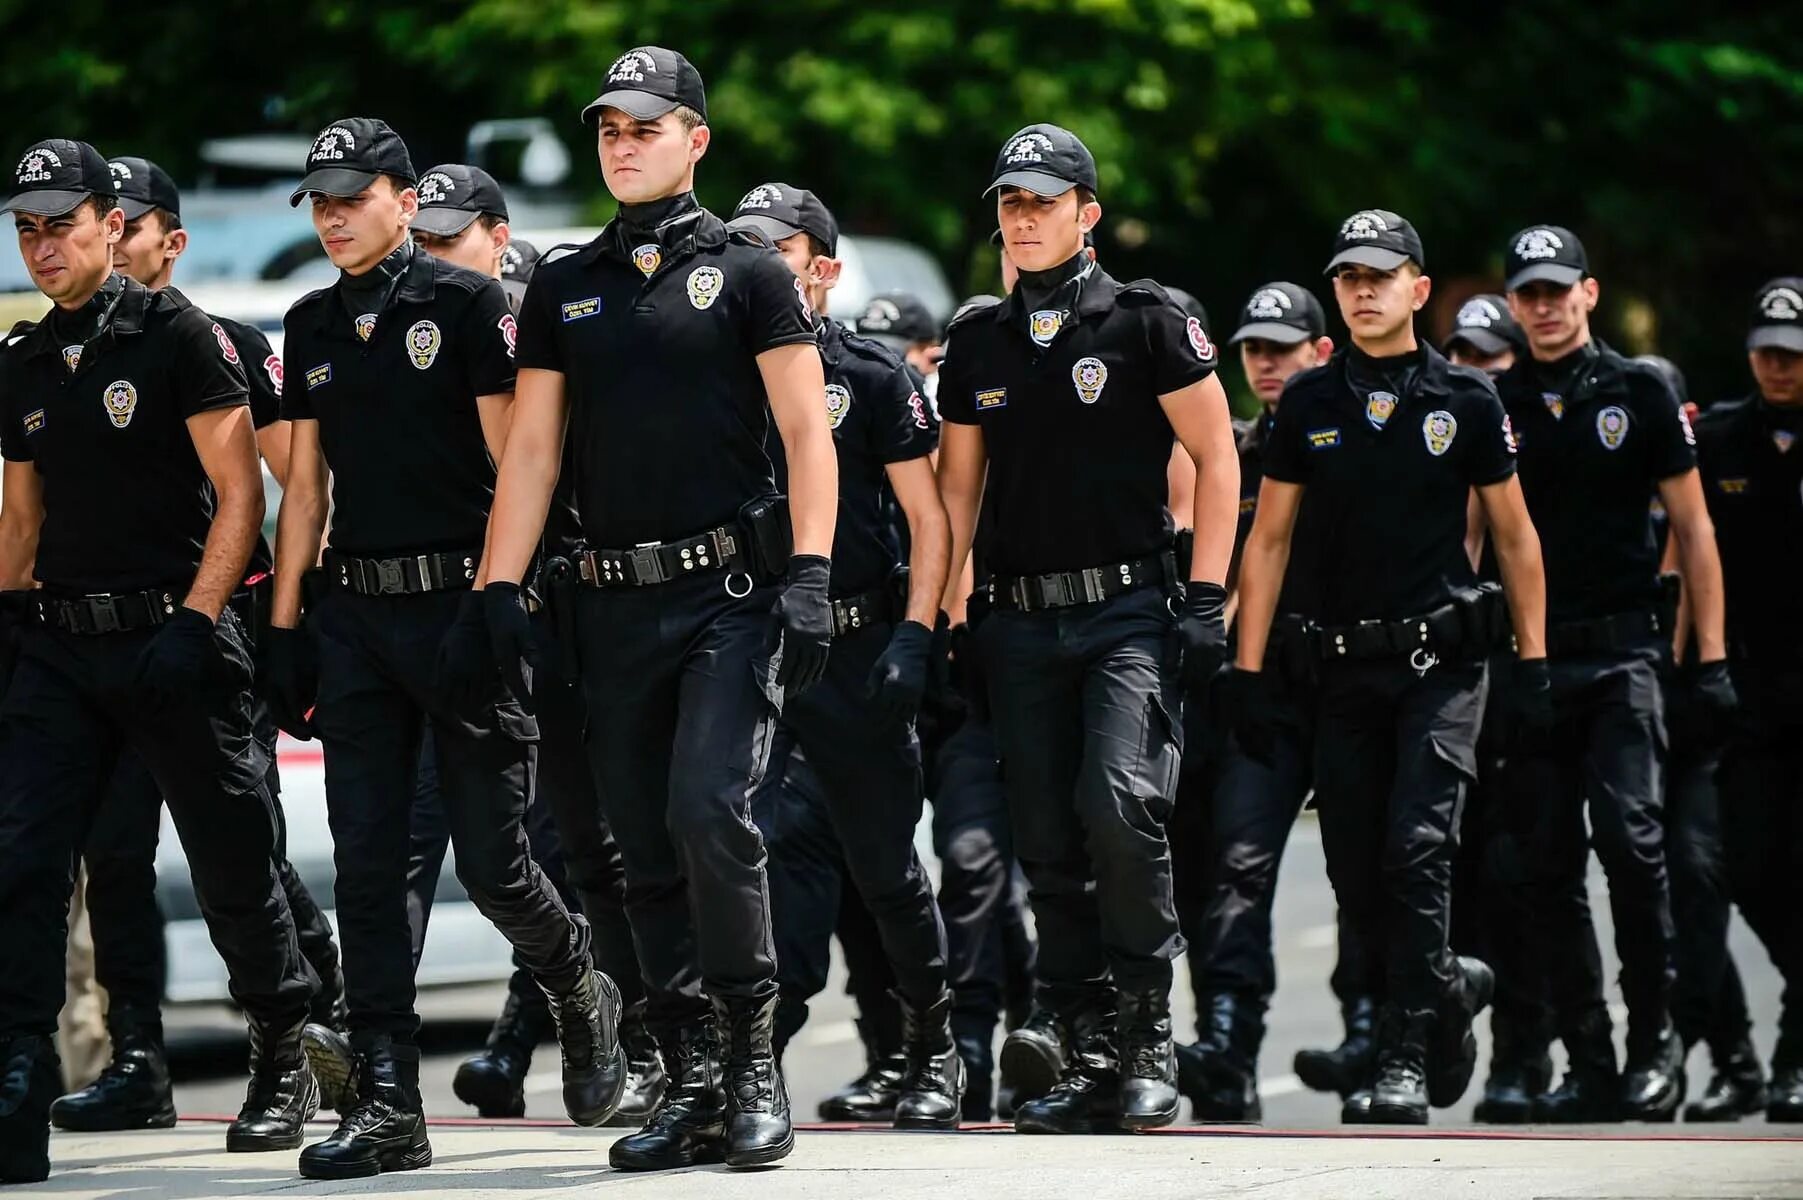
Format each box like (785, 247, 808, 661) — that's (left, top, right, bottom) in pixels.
(976, 388, 1008, 411)
(1307, 427, 1342, 450)
(562, 297, 602, 322)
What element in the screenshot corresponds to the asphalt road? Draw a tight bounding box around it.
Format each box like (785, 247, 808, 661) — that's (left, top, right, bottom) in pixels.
(163, 816, 1793, 1132)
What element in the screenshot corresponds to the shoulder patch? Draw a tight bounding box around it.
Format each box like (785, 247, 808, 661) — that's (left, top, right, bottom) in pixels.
(1117, 278, 1174, 307)
(838, 328, 906, 369)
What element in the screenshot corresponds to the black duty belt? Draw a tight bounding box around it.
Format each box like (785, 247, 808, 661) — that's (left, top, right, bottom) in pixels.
(578, 525, 748, 589)
(1316, 584, 1509, 664)
(989, 552, 1174, 613)
(831, 587, 896, 638)
(326, 549, 479, 596)
(1547, 608, 1663, 658)
(35, 588, 179, 635)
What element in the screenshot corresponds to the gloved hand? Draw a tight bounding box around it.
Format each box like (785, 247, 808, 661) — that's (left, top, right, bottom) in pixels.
(867, 618, 934, 722)
(1691, 659, 1739, 744)
(482, 582, 539, 709)
(772, 554, 833, 694)
(131, 606, 227, 710)
(1507, 657, 1554, 747)
(1221, 667, 1278, 766)
(259, 624, 318, 740)
(435, 591, 495, 712)
(1178, 582, 1229, 696)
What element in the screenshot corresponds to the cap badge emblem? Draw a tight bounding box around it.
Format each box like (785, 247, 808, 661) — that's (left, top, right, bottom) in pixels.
(102, 379, 139, 429)
(825, 383, 852, 430)
(608, 49, 657, 84)
(1246, 289, 1291, 320)
(309, 126, 356, 165)
(861, 299, 900, 331)
(1072, 356, 1108, 404)
(1515, 229, 1563, 260)
(686, 266, 724, 311)
(15, 148, 61, 185)
(1422, 409, 1458, 456)
(1004, 132, 1056, 165)
(1596, 405, 1630, 450)
(1028, 309, 1063, 347)
(404, 319, 442, 370)
(1457, 298, 1501, 328)
(418, 172, 454, 205)
(737, 185, 779, 210)
(1760, 287, 1803, 322)
(1339, 211, 1388, 239)
(107, 161, 132, 187)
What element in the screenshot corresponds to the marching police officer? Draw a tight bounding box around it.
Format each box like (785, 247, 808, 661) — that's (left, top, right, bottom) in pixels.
(1493, 225, 1732, 1122)
(49, 154, 348, 1136)
(1695, 278, 1803, 1123)
(266, 119, 624, 1178)
(1443, 294, 1524, 374)
(857, 291, 943, 391)
(937, 123, 1241, 1133)
(1233, 210, 1544, 1124)
(728, 182, 962, 1126)
(479, 48, 838, 1169)
(0, 139, 318, 1182)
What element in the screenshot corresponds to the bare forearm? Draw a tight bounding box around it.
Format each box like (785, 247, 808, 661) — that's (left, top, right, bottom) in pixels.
(480, 442, 558, 586)
(1232, 537, 1289, 671)
(905, 507, 951, 626)
(1676, 524, 1727, 661)
(272, 490, 326, 628)
(786, 427, 838, 559)
(186, 484, 263, 620)
(1188, 451, 1238, 585)
(1494, 526, 1547, 659)
(0, 522, 37, 589)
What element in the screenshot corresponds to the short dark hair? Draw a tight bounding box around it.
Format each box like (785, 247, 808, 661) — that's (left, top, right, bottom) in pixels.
(672, 104, 705, 133)
(150, 205, 182, 234)
(1074, 185, 1096, 209)
(379, 173, 416, 196)
(476, 212, 506, 233)
(804, 233, 832, 260)
(82, 193, 120, 221)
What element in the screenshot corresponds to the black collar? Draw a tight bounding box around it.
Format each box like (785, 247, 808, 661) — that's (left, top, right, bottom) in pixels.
(20, 275, 150, 363)
(1333, 340, 1453, 399)
(577, 205, 730, 269)
(994, 264, 1119, 327)
(310, 245, 438, 336)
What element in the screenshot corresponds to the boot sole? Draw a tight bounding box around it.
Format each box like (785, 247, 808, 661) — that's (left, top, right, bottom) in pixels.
(1119, 1099, 1180, 1130)
(893, 1112, 961, 1131)
(451, 1068, 526, 1120)
(999, 1037, 1063, 1102)
(301, 1026, 357, 1113)
(1014, 1115, 1124, 1134)
(1366, 1101, 1429, 1125)
(725, 1129, 795, 1168)
(817, 1101, 897, 1123)
(609, 1141, 728, 1171)
(48, 1105, 177, 1132)
(1471, 1100, 1536, 1124)
(299, 1139, 433, 1180)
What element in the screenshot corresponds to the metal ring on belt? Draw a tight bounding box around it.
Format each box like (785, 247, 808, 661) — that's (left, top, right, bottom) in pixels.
(326, 549, 479, 596)
(577, 526, 744, 588)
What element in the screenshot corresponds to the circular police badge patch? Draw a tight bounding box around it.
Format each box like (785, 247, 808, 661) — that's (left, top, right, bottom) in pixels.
(1186, 316, 1215, 362)
(212, 322, 240, 365)
(102, 379, 138, 429)
(354, 312, 377, 342)
(686, 266, 725, 311)
(1365, 391, 1397, 429)
(632, 243, 661, 277)
(404, 320, 442, 371)
(263, 353, 284, 398)
(1596, 405, 1629, 450)
(1072, 356, 1108, 405)
(61, 345, 81, 373)
(1422, 409, 1457, 456)
(825, 383, 852, 430)
(1028, 309, 1063, 347)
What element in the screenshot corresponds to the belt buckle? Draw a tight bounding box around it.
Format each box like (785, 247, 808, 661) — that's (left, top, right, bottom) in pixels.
(629, 545, 666, 585)
(86, 594, 123, 634)
(374, 559, 407, 594)
(1035, 573, 1068, 608)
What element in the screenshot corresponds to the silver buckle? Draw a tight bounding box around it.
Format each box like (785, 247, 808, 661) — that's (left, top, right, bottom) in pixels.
(375, 559, 406, 594)
(628, 545, 666, 585)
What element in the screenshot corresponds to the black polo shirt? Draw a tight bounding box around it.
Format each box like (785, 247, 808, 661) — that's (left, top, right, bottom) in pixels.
(209, 313, 282, 577)
(1233, 409, 1320, 618)
(1263, 344, 1515, 624)
(281, 249, 517, 558)
(0, 276, 250, 594)
(1495, 341, 1695, 623)
(1694, 394, 1803, 661)
(514, 209, 816, 548)
(767, 319, 938, 597)
(937, 269, 1216, 577)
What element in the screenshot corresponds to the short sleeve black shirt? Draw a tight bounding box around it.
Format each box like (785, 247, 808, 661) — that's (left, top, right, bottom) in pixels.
(210, 313, 283, 576)
(513, 210, 816, 548)
(1234, 410, 1321, 618)
(937, 270, 1215, 577)
(1263, 344, 1515, 624)
(0, 277, 250, 593)
(1495, 342, 1696, 622)
(281, 250, 517, 557)
(1693, 395, 1803, 660)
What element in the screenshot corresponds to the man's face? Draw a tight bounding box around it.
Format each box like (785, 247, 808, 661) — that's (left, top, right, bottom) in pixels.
(112, 211, 183, 288)
(1750, 346, 1803, 406)
(905, 342, 941, 377)
(597, 109, 706, 204)
(1446, 342, 1515, 374)
(996, 186, 1094, 273)
(1508, 278, 1598, 359)
(310, 181, 417, 275)
(414, 218, 507, 279)
(1239, 337, 1326, 404)
(15, 201, 121, 306)
(769, 230, 839, 308)
(1330, 264, 1427, 345)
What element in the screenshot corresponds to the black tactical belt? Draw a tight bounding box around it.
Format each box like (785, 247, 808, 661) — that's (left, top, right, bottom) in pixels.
(1317, 584, 1508, 663)
(831, 587, 896, 638)
(989, 552, 1173, 613)
(35, 588, 179, 635)
(578, 525, 747, 589)
(325, 549, 479, 596)
(1547, 608, 1662, 658)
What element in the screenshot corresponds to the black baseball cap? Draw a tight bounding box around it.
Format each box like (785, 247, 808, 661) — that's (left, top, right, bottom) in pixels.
(289, 118, 417, 207)
(411, 164, 509, 237)
(726, 182, 839, 256)
(107, 156, 181, 220)
(581, 46, 708, 125)
(1444, 293, 1525, 357)
(500, 237, 540, 281)
(1504, 225, 1587, 292)
(4, 139, 115, 217)
(1747, 277, 1803, 354)
(1229, 281, 1326, 345)
(986, 124, 1098, 198)
(1323, 209, 1424, 276)
(857, 292, 938, 349)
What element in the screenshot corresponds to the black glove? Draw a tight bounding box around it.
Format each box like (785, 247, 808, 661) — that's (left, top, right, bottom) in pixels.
(867, 619, 934, 722)
(435, 591, 496, 712)
(482, 582, 539, 709)
(1221, 667, 1278, 766)
(131, 606, 230, 710)
(1178, 582, 1229, 694)
(772, 554, 833, 694)
(259, 624, 318, 740)
(1691, 659, 1739, 743)
(1508, 657, 1555, 746)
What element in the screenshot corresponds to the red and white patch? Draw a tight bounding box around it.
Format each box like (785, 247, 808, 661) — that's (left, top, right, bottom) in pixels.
(1501, 413, 1517, 454)
(794, 277, 814, 321)
(497, 312, 518, 358)
(263, 353, 283, 398)
(1185, 316, 1215, 363)
(1677, 404, 1696, 446)
(212, 322, 240, 365)
(907, 390, 930, 431)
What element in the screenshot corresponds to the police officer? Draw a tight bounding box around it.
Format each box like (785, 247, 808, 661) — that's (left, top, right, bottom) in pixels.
(1493, 225, 1732, 1122)
(1695, 278, 1803, 1123)
(1232, 209, 1543, 1124)
(405, 163, 663, 1123)
(937, 124, 1241, 1133)
(0, 139, 318, 1182)
(727, 183, 961, 1126)
(48, 154, 348, 1136)
(478, 47, 838, 1169)
(265, 119, 624, 1178)
(1169, 281, 1340, 1121)
(857, 291, 943, 391)
(1443, 294, 1524, 374)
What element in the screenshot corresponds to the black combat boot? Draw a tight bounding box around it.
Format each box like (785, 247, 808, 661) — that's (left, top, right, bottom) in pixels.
(307, 947, 349, 1032)
(301, 1022, 357, 1114)
(816, 1017, 907, 1123)
(0, 1036, 59, 1184)
(1428, 956, 1494, 1108)
(1339, 1084, 1377, 1124)
(1294, 996, 1375, 1097)
(1620, 1017, 1686, 1122)
(298, 1037, 432, 1179)
(1117, 987, 1179, 1129)
(1537, 1009, 1622, 1123)
(453, 989, 551, 1119)
(1367, 1006, 1432, 1125)
(1767, 1063, 1803, 1123)
(953, 1010, 996, 1121)
(893, 989, 964, 1129)
(714, 993, 793, 1167)
(1472, 1010, 1553, 1124)
(542, 968, 627, 1127)
(226, 1018, 320, 1151)
(611, 1017, 726, 1169)
(1181, 993, 1264, 1123)
(999, 1003, 1066, 1107)
(49, 1009, 176, 1131)
(606, 1007, 668, 1127)
(1683, 1037, 1767, 1122)
(1014, 997, 1122, 1135)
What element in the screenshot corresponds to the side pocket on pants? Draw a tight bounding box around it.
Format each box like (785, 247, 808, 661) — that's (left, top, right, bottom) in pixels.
(1135, 688, 1183, 822)
(493, 697, 541, 745)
